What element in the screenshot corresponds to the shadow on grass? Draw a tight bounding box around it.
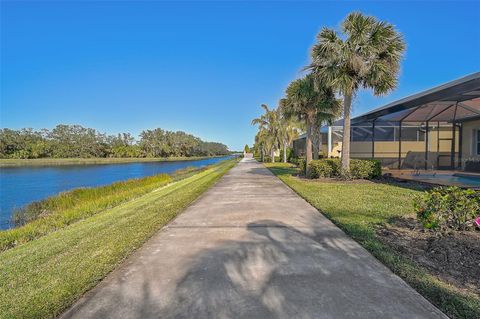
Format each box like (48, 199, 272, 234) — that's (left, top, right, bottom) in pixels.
(264, 165, 299, 177)
(371, 177, 435, 192)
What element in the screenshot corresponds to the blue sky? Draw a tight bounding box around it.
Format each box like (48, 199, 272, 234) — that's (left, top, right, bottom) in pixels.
(1, 1, 479, 150)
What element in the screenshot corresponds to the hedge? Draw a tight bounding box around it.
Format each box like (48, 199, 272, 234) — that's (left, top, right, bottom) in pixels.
(307, 158, 381, 179)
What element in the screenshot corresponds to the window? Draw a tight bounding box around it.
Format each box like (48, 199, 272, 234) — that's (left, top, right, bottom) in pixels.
(374, 127, 395, 141)
(398, 126, 425, 142)
(351, 127, 372, 141)
(348, 125, 426, 142)
(477, 130, 480, 155)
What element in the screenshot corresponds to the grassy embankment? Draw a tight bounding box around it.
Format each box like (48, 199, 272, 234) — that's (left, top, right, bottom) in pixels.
(0, 159, 237, 318)
(2, 165, 216, 251)
(0, 155, 227, 167)
(3, 173, 176, 251)
(265, 162, 479, 319)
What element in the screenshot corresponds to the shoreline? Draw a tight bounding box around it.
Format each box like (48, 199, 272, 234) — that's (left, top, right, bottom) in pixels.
(0, 155, 231, 167)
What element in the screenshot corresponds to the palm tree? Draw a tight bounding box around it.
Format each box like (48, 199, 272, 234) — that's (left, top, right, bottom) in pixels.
(309, 12, 405, 176)
(278, 99, 301, 163)
(279, 119, 299, 163)
(254, 129, 268, 162)
(251, 104, 281, 163)
(284, 74, 340, 175)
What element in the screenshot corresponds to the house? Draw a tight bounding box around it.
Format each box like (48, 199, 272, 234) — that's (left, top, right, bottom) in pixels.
(293, 72, 480, 170)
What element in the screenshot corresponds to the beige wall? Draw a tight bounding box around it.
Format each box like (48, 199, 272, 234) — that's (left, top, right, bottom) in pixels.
(462, 119, 480, 159)
(350, 141, 426, 158)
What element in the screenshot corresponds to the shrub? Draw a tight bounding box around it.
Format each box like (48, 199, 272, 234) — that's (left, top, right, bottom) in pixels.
(308, 159, 340, 178)
(286, 147, 295, 162)
(289, 156, 298, 165)
(307, 158, 380, 179)
(263, 156, 271, 162)
(414, 187, 480, 232)
(261, 155, 281, 162)
(325, 159, 341, 176)
(350, 159, 382, 179)
(309, 160, 334, 178)
(369, 159, 382, 178)
(297, 157, 306, 175)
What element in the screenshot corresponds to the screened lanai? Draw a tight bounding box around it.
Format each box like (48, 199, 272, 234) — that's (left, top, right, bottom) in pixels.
(324, 72, 480, 170)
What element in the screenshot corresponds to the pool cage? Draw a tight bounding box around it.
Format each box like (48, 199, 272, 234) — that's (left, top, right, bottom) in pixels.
(324, 73, 480, 170)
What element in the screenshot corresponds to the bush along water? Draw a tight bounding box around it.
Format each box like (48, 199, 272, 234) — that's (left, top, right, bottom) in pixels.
(414, 186, 480, 232)
(307, 158, 381, 179)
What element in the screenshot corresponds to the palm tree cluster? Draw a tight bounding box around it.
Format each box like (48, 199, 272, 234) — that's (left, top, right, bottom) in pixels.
(251, 104, 300, 163)
(252, 12, 405, 177)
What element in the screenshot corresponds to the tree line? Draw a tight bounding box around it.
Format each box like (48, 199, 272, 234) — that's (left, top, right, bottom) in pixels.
(251, 12, 405, 176)
(0, 124, 229, 159)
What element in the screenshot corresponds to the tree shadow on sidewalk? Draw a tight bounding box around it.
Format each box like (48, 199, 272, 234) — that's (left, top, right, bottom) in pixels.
(145, 220, 428, 319)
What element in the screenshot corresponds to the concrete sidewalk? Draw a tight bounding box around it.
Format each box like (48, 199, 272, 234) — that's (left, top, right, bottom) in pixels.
(62, 158, 447, 319)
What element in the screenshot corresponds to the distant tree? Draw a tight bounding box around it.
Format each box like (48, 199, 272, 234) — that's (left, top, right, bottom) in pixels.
(309, 12, 405, 175)
(108, 133, 135, 149)
(139, 128, 168, 157)
(0, 128, 50, 159)
(138, 128, 228, 158)
(53, 125, 111, 158)
(0, 125, 228, 159)
(110, 145, 142, 158)
(254, 128, 269, 162)
(244, 144, 250, 153)
(251, 104, 281, 163)
(194, 141, 229, 156)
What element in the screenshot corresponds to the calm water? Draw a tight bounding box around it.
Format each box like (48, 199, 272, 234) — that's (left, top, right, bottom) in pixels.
(0, 156, 232, 230)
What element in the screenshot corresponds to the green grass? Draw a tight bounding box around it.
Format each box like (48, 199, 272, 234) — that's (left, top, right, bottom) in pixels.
(265, 162, 480, 319)
(0, 156, 225, 167)
(0, 159, 237, 318)
(3, 174, 175, 251)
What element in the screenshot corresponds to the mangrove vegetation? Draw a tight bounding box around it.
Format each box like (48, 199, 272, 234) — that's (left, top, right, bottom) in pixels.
(0, 124, 229, 159)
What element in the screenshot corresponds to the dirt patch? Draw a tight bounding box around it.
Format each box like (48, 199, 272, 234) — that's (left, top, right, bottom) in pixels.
(377, 217, 480, 295)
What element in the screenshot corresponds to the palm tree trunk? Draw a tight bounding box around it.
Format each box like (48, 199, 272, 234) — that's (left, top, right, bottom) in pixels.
(341, 92, 352, 176)
(312, 122, 319, 160)
(306, 122, 313, 176)
(271, 148, 275, 163)
(261, 148, 265, 162)
(283, 140, 287, 163)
